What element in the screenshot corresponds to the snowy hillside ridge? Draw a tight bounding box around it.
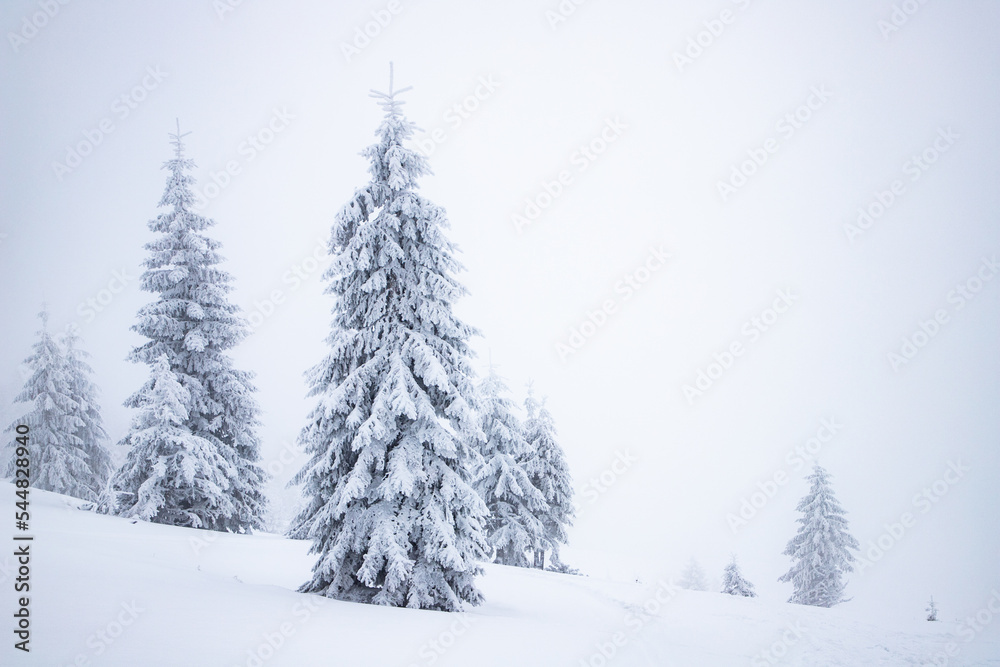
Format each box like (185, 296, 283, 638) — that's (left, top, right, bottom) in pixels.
(3, 483, 997, 667)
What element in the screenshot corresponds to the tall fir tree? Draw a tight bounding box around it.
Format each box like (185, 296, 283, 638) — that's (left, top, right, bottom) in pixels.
(3, 308, 97, 500)
(721, 556, 757, 597)
(107, 355, 237, 525)
(521, 385, 574, 570)
(289, 67, 489, 611)
(778, 464, 859, 607)
(61, 325, 114, 494)
(473, 368, 547, 568)
(111, 124, 266, 531)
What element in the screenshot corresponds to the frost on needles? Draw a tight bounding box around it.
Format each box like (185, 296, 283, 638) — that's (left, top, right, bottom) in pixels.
(779, 464, 859, 607)
(109, 355, 238, 526)
(105, 125, 266, 532)
(289, 67, 489, 611)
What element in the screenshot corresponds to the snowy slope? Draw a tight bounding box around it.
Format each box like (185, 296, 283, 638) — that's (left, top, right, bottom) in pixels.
(2, 483, 997, 667)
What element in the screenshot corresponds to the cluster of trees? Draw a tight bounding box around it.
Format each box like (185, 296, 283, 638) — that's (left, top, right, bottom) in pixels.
(474, 372, 575, 573)
(678, 555, 756, 598)
(3, 312, 113, 502)
(682, 464, 860, 608)
(3, 69, 575, 612)
(5, 126, 269, 534)
(285, 71, 574, 611)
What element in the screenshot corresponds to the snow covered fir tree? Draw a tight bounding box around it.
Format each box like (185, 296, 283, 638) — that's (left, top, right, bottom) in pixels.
(472, 368, 547, 568)
(721, 556, 757, 597)
(107, 355, 240, 525)
(521, 384, 575, 571)
(778, 464, 859, 607)
(105, 125, 266, 532)
(288, 67, 490, 611)
(679, 557, 709, 591)
(3, 307, 111, 501)
(62, 324, 114, 494)
(926, 596, 938, 621)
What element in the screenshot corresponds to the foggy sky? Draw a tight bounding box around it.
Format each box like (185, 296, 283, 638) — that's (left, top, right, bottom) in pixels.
(2, 0, 998, 624)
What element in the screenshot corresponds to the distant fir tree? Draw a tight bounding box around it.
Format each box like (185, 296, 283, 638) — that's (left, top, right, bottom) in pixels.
(721, 556, 757, 597)
(107, 355, 237, 525)
(289, 67, 489, 611)
(472, 368, 547, 568)
(61, 325, 114, 494)
(109, 124, 266, 531)
(521, 384, 574, 570)
(679, 557, 709, 591)
(3, 307, 96, 500)
(778, 464, 859, 607)
(926, 596, 938, 621)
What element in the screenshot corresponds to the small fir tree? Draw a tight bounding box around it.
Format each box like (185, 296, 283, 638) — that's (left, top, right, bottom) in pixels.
(926, 596, 938, 621)
(61, 325, 114, 495)
(521, 384, 574, 570)
(721, 556, 757, 597)
(473, 368, 548, 568)
(679, 557, 709, 591)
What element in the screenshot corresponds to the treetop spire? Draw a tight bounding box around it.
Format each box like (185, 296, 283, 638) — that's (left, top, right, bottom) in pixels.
(368, 62, 413, 117)
(168, 118, 191, 159)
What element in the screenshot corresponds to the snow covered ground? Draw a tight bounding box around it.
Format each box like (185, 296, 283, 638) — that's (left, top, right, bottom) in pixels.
(2, 483, 997, 667)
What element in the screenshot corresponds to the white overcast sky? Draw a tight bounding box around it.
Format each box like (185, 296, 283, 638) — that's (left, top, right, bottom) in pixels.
(1, 0, 998, 622)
